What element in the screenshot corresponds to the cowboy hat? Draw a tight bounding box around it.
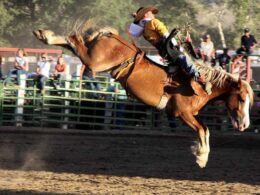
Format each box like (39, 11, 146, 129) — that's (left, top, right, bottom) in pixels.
(133, 6, 158, 23)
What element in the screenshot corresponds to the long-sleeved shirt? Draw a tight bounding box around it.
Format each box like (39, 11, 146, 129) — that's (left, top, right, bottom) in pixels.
(142, 19, 168, 47)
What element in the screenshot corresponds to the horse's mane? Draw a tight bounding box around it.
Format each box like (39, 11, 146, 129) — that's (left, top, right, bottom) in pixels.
(191, 57, 254, 105)
(69, 18, 118, 43)
(194, 59, 233, 88)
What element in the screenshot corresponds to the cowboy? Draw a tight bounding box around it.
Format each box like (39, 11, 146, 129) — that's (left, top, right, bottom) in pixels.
(129, 6, 207, 86)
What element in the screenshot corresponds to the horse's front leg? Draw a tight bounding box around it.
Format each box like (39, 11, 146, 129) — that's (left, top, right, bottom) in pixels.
(180, 113, 210, 168)
(191, 127, 210, 168)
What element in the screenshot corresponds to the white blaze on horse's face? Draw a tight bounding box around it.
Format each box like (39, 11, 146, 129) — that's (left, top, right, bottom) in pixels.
(243, 94, 250, 129)
(228, 93, 250, 132)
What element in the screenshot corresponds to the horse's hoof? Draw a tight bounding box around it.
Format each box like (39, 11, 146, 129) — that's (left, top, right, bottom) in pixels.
(196, 152, 209, 168)
(196, 158, 207, 168)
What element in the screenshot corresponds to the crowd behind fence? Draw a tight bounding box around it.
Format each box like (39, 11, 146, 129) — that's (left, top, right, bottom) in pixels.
(0, 75, 259, 132)
(0, 47, 259, 132)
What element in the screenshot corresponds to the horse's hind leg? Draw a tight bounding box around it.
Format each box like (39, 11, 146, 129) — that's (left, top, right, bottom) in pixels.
(179, 113, 210, 168)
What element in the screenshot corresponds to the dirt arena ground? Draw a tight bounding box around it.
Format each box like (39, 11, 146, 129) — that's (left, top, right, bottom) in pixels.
(0, 127, 259, 195)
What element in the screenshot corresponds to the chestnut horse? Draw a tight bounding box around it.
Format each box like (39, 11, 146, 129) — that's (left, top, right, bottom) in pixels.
(33, 27, 253, 168)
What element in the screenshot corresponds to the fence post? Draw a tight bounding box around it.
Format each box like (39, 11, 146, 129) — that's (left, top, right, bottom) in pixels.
(246, 56, 251, 82)
(0, 81, 3, 126)
(62, 75, 71, 129)
(15, 74, 26, 127)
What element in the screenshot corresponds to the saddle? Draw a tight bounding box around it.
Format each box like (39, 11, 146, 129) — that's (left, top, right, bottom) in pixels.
(164, 28, 182, 62)
(164, 28, 199, 61)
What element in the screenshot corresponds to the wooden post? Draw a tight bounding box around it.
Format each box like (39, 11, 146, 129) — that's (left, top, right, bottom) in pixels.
(246, 57, 251, 82)
(15, 74, 26, 127)
(62, 75, 71, 130)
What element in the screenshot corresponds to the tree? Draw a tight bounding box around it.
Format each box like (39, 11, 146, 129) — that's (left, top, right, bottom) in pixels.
(2, 0, 76, 47)
(0, 1, 14, 46)
(83, 0, 139, 36)
(0, 0, 258, 50)
(228, 0, 260, 47)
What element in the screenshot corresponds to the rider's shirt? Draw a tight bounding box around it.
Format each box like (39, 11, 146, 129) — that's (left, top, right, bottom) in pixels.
(142, 18, 168, 47)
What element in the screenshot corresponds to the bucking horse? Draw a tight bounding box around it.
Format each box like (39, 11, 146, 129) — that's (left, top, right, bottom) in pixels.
(33, 24, 253, 168)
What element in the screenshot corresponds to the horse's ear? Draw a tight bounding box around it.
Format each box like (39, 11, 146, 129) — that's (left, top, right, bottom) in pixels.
(229, 77, 241, 89)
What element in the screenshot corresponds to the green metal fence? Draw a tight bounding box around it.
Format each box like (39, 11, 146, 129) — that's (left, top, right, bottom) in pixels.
(0, 76, 259, 132)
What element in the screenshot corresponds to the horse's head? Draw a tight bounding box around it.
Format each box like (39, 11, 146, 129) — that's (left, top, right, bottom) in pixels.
(226, 79, 253, 131)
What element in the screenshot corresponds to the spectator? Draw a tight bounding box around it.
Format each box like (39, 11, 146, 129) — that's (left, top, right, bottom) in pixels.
(104, 77, 116, 129)
(199, 34, 215, 66)
(6, 48, 29, 86)
(114, 82, 127, 127)
(0, 56, 3, 80)
(236, 28, 258, 55)
(104, 77, 127, 128)
(35, 53, 51, 95)
(80, 64, 101, 98)
(50, 55, 69, 89)
(217, 48, 231, 70)
(231, 54, 244, 78)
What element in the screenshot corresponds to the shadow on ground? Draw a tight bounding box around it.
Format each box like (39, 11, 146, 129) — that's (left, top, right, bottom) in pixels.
(0, 129, 259, 186)
(0, 190, 60, 195)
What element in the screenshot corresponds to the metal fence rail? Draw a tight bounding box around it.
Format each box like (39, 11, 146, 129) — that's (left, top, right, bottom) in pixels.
(0, 76, 259, 132)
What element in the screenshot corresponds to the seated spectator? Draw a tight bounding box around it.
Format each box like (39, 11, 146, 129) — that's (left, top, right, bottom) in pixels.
(50, 56, 69, 89)
(6, 48, 29, 86)
(236, 28, 258, 55)
(80, 64, 101, 98)
(35, 53, 51, 95)
(104, 77, 116, 129)
(199, 34, 216, 66)
(114, 84, 127, 127)
(104, 77, 127, 128)
(217, 48, 231, 70)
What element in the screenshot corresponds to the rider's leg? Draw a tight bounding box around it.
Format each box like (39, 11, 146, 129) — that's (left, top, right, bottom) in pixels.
(177, 55, 212, 95)
(177, 54, 200, 80)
